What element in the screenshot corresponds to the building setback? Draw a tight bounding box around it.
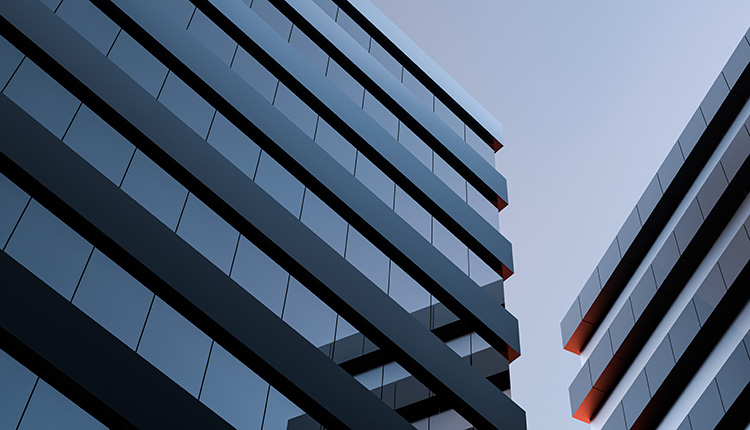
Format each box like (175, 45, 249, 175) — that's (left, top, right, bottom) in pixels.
(0, 0, 525, 429)
(561, 27, 750, 430)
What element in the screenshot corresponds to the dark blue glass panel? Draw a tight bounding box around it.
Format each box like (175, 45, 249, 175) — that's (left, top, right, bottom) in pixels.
(262, 388, 305, 430)
(469, 251, 500, 286)
(397, 123, 432, 169)
(108, 31, 169, 97)
(326, 59, 364, 106)
(121, 150, 189, 231)
(668, 303, 701, 361)
(311, 0, 337, 19)
(402, 69, 432, 111)
(335, 8, 369, 49)
(720, 125, 750, 182)
(138, 298, 212, 396)
(18, 381, 104, 430)
(354, 154, 395, 208)
(6, 201, 92, 300)
(72, 250, 152, 350)
(345, 228, 390, 291)
(251, 0, 292, 40)
(622, 370, 650, 427)
(645, 336, 675, 394)
(3, 59, 79, 138)
(62, 105, 134, 185)
(363, 91, 398, 138)
(465, 126, 493, 165)
(313, 118, 357, 173)
(0, 350, 36, 429)
(289, 26, 329, 75)
(432, 219, 468, 274)
(158, 73, 215, 138)
(688, 380, 723, 430)
(155, 0, 195, 27)
(433, 155, 466, 201)
(231, 236, 289, 316)
(188, 9, 236, 66)
(300, 191, 348, 255)
(693, 264, 727, 325)
(231, 47, 279, 103)
(467, 183, 498, 229)
(434, 98, 463, 138)
(206, 112, 262, 178)
(254, 152, 306, 217)
(282, 278, 337, 347)
(177, 194, 239, 274)
(696, 164, 728, 217)
(369, 39, 401, 80)
(715, 342, 750, 408)
(200, 343, 268, 430)
(673, 199, 704, 253)
(717, 227, 750, 286)
(273, 83, 318, 138)
(0, 36, 23, 88)
(0, 173, 29, 248)
(393, 186, 430, 240)
(388, 261, 430, 313)
(652, 233, 680, 287)
(56, 0, 120, 55)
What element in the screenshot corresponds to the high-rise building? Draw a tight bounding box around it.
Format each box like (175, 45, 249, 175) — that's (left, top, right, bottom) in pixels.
(0, 0, 525, 429)
(561, 27, 750, 430)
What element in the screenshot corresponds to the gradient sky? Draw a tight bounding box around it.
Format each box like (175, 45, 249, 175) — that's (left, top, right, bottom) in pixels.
(367, 1, 750, 429)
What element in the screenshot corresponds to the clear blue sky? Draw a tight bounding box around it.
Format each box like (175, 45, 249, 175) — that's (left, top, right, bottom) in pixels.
(368, 1, 750, 428)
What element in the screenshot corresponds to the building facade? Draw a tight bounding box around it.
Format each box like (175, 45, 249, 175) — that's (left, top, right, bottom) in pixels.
(0, 0, 524, 429)
(561, 28, 750, 430)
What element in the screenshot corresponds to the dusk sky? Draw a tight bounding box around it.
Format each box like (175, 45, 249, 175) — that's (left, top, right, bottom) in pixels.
(367, 1, 750, 428)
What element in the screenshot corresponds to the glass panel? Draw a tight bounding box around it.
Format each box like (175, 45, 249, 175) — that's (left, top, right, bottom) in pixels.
(108, 31, 169, 97)
(157, 72, 215, 138)
(231, 47, 279, 103)
(300, 190, 348, 255)
(0, 36, 24, 88)
(432, 218, 468, 274)
(251, 0, 293, 41)
(231, 236, 289, 316)
(121, 150, 189, 231)
(282, 278, 337, 348)
(18, 381, 104, 430)
(254, 152, 306, 217)
(62, 105, 135, 185)
(0, 350, 36, 429)
(344, 227, 389, 291)
(137, 297, 212, 396)
(56, 0, 120, 55)
(187, 9, 237, 66)
(3, 58, 80, 139)
(0, 173, 30, 248)
(273, 83, 318, 139)
(72, 250, 152, 350)
(206, 112, 262, 178)
(363, 91, 398, 138)
(313, 118, 357, 174)
(326, 59, 364, 106)
(5, 200, 92, 300)
(394, 186, 430, 241)
(388, 261, 429, 313)
(354, 154, 394, 208)
(289, 26, 329, 75)
(176, 193, 240, 275)
(200, 343, 268, 430)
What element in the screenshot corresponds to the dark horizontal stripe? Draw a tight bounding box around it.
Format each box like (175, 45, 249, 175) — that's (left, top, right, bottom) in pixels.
(570, 141, 750, 422)
(290, 348, 510, 428)
(715, 380, 750, 430)
(0, 251, 232, 430)
(330, 280, 504, 375)
(0, 3, 524, 428)
(630, 260, 750, 429)
(267, 0, 508, 206)
(332, 0, 503, 148)
(88, 0, 519, 355)
(563, 44, 750, 354)
(0, 92, 411, 430)
(171, 0, 514, 276)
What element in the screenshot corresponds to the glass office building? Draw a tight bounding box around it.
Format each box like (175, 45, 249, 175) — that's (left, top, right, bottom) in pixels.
(0, 0, 525, 429)
(561, 27, 750, 430)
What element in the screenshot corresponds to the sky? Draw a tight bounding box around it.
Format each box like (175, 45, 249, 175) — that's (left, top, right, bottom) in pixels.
(367, 1, 750, 429)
